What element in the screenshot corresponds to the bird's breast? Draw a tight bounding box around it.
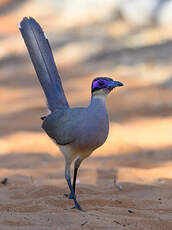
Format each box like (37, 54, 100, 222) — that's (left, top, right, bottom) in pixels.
(74, 107, 109, 152)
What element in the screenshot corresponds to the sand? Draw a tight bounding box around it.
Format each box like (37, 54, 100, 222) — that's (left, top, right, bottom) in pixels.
(1, 123, 172, 230)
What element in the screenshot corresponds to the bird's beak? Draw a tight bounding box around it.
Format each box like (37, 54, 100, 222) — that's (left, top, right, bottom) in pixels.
(108, 80, 124, 88)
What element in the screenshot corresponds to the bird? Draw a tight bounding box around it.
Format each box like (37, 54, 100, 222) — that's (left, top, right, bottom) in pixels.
(19, 17, 124, 211)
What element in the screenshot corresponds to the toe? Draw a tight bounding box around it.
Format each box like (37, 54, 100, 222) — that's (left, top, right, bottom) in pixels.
(64, 193, 74, 199)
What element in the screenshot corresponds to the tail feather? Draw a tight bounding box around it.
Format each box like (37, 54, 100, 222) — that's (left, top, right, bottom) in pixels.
(19, 17, 69, 111)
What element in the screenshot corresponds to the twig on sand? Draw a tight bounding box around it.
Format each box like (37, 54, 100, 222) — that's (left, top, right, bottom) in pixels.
(81, 221, 88, 226)
(113, 220, 122, 225)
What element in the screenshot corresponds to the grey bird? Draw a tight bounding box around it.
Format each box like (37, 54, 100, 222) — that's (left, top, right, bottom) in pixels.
(19, 17, 124, 211)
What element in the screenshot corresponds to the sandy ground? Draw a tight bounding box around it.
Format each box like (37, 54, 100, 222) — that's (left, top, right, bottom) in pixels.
(0, 0, 172, 229)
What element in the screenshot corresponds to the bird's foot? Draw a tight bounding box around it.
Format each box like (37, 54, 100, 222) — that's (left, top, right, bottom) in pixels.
(64, 194, 83, 211)
(71, 203, 83, 211)
(64, 193, 74, 199)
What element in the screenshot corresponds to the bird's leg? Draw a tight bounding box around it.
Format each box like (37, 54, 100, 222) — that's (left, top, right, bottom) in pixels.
(64, 167, 78, 199)
(65, 163, 83, 211)
(64, 157, 83, 199)
(72, 167, 78, 194)
(73, 157, 83, 194)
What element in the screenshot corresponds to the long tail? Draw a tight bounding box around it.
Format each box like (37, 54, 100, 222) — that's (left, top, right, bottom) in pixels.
(19, 17, 69, 111)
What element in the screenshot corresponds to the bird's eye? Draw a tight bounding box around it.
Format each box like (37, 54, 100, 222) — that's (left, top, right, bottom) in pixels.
(99, 81, 104, 86)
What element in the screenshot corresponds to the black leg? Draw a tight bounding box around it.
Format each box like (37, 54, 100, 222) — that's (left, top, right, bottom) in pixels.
(64, 167, 78, 199)
(72, 167, 78, 194)
(65, 163, 82, 211)
(64, 157, 82, 199)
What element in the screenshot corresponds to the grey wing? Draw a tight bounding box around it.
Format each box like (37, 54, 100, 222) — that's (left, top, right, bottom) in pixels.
(42, 110, 79, 145)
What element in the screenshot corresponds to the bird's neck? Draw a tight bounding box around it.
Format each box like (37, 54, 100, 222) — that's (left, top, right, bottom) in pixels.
(89, 94, 107, 107)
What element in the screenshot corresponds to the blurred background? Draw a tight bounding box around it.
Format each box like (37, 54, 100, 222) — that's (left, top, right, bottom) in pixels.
(0, 0, 172, 228)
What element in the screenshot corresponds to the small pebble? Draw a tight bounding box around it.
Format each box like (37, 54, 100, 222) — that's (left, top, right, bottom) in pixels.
(1, 178, 8, 185)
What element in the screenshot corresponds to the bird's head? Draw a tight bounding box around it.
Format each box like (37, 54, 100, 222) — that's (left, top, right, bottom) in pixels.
(91, 77, 123, 98)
